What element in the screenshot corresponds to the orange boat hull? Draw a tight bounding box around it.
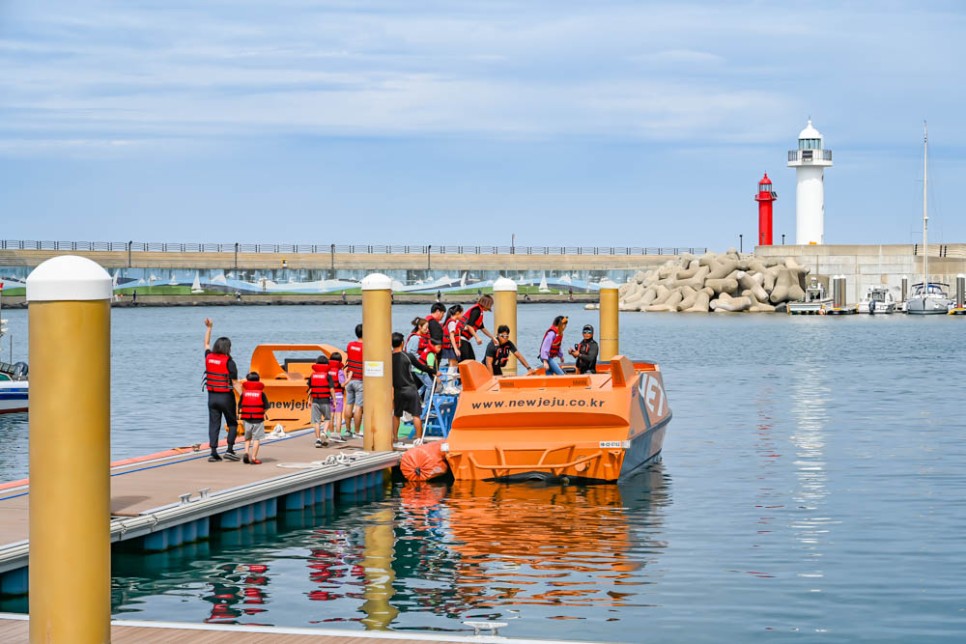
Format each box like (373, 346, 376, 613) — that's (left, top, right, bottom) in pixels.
(442, 356, 671, 482)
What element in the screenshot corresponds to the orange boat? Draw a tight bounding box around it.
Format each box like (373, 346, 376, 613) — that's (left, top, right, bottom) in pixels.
(236, 343, 339, 431)
(437, 355, 671, 483)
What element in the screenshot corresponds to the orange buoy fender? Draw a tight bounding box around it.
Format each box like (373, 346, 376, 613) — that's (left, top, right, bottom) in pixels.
(400, 441, 449, 482)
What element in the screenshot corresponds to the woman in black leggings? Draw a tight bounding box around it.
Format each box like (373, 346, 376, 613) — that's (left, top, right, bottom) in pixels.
(204, 318, 239, 462)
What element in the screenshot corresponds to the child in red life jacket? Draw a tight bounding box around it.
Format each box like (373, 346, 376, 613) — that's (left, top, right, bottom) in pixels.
(306, 355, 333, 447)
(328, 352, 349, 441)
(440, 303, 464, 394)
(238, 372, 269, 464)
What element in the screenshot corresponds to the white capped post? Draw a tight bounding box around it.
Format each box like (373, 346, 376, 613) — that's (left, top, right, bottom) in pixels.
(27, 255, 113, 643)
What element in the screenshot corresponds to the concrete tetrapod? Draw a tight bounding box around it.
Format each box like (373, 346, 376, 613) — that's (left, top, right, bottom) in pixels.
(617, 250, 812, 313)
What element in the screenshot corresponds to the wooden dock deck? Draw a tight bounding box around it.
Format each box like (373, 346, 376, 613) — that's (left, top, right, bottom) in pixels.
(0, 614, 585, 644)
(0, 429, 400, 592)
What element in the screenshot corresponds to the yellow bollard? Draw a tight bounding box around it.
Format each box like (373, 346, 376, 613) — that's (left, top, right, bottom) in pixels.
(599, 279, 619, 362)
(27, 256, 112, 643)
(360, 507, 399, 629)
(361, 273, 393, 452)
(492, 277, 518, 374)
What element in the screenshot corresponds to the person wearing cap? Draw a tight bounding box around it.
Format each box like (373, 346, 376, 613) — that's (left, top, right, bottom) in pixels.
(569, 324, 599, 374)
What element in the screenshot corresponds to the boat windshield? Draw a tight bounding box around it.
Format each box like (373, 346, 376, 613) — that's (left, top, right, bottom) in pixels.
(911, 283, 948, 296)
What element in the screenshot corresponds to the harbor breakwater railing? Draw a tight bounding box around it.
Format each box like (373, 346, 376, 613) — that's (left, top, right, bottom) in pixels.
(4, 240, 966, 305)
(0, 239, 706, 257)
(0, 240, 708, 297)
(0, 240, 704, 273)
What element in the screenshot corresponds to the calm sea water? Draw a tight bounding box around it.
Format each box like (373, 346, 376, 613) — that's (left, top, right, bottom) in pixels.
(2, 304, 966, 642)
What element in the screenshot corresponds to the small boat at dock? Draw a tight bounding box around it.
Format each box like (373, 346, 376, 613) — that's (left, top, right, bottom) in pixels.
(858, 286, 897, 314)
(0, 295, 28, 414)
(239, 343, 340, 429)
(407, 356, 671, 483)
(787, 279, 832, 315)
(0, 365, 29, 414)
(905, 282, 952, 315)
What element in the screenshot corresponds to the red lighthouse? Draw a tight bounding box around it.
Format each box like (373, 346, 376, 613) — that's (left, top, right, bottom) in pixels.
(755, 173, 777, 246)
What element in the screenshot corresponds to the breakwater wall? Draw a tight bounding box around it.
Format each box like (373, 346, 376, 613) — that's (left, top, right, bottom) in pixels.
(2, 241, 964, 305)
(624, 244, 966, 310)
(0, 241, 702, 272)
(757, 243, 966, 303)
(0, 241, 705, 298)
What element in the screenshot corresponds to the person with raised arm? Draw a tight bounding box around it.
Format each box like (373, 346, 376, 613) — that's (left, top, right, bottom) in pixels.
(203, 318, 240, 462)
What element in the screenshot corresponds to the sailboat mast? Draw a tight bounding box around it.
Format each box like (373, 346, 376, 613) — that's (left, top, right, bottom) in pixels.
(922, 121, 928, 291)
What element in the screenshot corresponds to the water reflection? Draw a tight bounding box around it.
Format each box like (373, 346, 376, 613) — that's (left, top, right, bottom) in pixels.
(790, 360, 832, 587)
(105, 466, 670, 635)
(0, 413, 28, 481)
(205, 562, 270, 623)
(390, 465, 669, 624)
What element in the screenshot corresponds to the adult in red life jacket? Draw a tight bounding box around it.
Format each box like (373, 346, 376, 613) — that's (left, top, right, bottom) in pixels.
(204, 318, 240, 462)
(406, 317, 435, 402)
(439, 304, 464, 393)
(459, 294, 496, 361)
(405, 317, 432, 356)
(416, 336, 442, 406)
(538, 315, 568, 376)
(328, 352, 349, 441)
(344, 324, 364, 436)
(306, 355, 333, 447)
(238, 372, 269, 464)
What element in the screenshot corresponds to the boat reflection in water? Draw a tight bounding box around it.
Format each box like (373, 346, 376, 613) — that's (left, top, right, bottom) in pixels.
(392, 465, 669, 625)
(105, 468, 668, 636)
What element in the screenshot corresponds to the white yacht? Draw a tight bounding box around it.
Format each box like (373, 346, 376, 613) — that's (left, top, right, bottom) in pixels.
(905, 282, 952, 315)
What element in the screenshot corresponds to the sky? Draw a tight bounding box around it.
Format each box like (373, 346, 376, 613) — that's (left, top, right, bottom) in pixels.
(2, 0, 965, 250)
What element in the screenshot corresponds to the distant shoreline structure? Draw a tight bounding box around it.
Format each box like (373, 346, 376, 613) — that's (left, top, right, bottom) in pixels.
(3, 242, 966, 308)
(0, 292, 597, 309)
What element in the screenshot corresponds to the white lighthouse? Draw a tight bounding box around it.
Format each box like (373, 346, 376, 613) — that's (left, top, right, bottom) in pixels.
(787, 119, 833, 245)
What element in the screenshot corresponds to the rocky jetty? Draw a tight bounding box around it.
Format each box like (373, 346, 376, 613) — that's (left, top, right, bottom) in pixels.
(618, 249, 810, 313)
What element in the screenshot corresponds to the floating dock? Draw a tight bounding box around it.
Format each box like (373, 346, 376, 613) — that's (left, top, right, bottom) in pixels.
(823, 305, 858, 315)
(0, 613, 598, 643)
(0, 429, 398, 597)
(786, 299, 829, 315)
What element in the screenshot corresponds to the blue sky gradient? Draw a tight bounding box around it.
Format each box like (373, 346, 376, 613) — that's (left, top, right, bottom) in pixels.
(2, 1, 965, 249)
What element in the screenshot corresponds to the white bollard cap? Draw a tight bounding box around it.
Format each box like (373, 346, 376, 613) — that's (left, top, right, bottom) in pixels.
(27, 255, 113, 302)
(599, 279, 618, 290)
(361, 273, 393, 291)
(492, 277, 517, 292)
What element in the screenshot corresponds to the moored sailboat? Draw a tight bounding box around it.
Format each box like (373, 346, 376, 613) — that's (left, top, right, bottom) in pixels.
(906, 122, 952, 315)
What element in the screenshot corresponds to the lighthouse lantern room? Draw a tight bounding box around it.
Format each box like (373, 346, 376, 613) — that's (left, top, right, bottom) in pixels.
(787, 119, 833, 245)
(755, 173, 777, 246)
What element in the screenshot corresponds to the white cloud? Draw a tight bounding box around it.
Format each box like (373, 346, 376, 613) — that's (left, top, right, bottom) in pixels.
(1, 1, 965, 156)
